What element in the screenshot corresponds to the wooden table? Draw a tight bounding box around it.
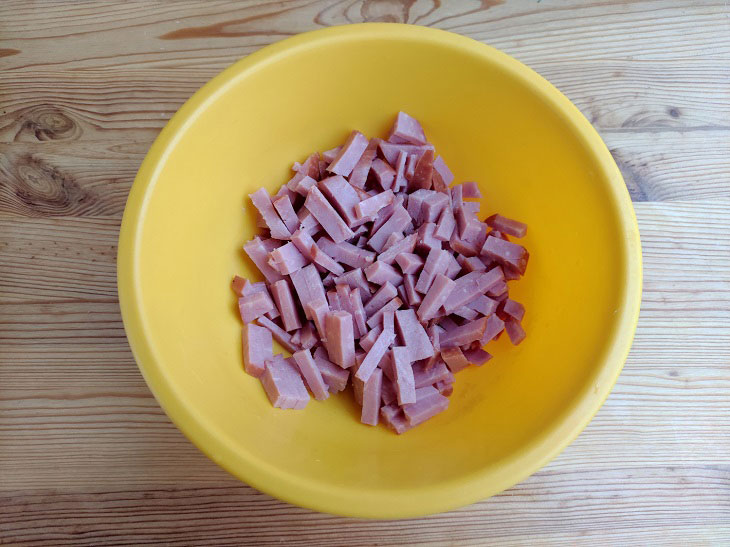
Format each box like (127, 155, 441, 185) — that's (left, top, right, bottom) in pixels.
(1, 1, 728, 544)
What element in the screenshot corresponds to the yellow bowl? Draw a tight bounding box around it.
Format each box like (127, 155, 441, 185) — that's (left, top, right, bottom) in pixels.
(118, 24, 641, 518)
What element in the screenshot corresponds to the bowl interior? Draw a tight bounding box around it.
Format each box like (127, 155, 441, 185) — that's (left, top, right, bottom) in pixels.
(120, 25, 639, 517)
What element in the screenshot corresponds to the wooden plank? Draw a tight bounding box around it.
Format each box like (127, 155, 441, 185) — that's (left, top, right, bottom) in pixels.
(1, 1, 728, 73)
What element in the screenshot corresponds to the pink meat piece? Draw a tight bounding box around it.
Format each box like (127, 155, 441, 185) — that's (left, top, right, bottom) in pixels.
(299, 321, 318, 349)
(355, 326, 395, 382)
(412, 360, 453, 388)
(501, 299, 525, 322)
(310, 244, 345, 276)
(503, 264, 522, 281)
(366, 297, 402, 329)
(304, 186, 355, 243)
(403, 274, 422, 306)
(450, 230, 480, 257)
(395, 252, 424, 274)
(318, 175, 361, 227)
(460, 181, 482, 199)
(272, 194, 300, 234)
(313, 346, 350, 392)
(370, 195, 403, 234)
(382, 232, 405, 251)
(335, 283, 356, 326)
(240, 279, 267, 297)
(434, 205, 456, 242)
(293, 348, 329, 401)
(254, 209, 267, 229)
(486, 214, 527, 238)
(451, 184, 463, 210)
(444, 252, 462, 279)
(443, 267, 504, 314)
(462, 201, 480, 215)
(480, 314, 505, 345)
(456, 206, 479, 240)
(270, 279, 302, 331)
(415, 248, 451, 294)
(415, 223, 441, 254)
(463, 347, 492, 366)
(432, 155, 454, 189)
(333, 268, 371, 302)
(256, 316, 299, 353)
(406, 189, 431, 221)
(238, 292, 274, 323)
(392, 151, 408, 191)
(369, 204, 412, 252)
(289, 330, 302, 346)
(231, 275, 247, 297)
(295, 209, 321, 237)
(409, 149, 434, 191)
(370, 158, 396, 191)
(487, 279, 509, 298)
(349, 149, 376, 189)
(268, 242, 308, 275)
(377, 233, 417, 265)
(324, 311, 356, 369)
(327, 131, 369, 177)
(306, 300, 330, 343)
(441, 346, 470, 373)
(359, 325, 381, 353)
(381, 376, 398, 405)
(363, 281, 398, 317)
(388, 111, 427, 145)
(355, 189, 394, 219)
(322, 146, 341, 163)
(480, 236, 529, 275)
(435, 379, 454, 397)
(295, 153, 320, 179)
(289, 264, 327, 320)
(378, 142, 434, 166)
(260, 357, 309, 409)
(402, 386, 449, 426)
(460, 255, 487, 273)
(391, 346, 416, 405)
(322, 273, 335, 289)
(421, 192, 450, 224)
(452, 306, 479, 320)
(243, 237, 284, 283)
(395, 308, 435, 362)
(349, 288, 368, 338)
(417, 274, 456, 322)
(241, 323, 273, 378)
(405, 154, 418, 182)
(440, 316, 488, 348)
(465, 294, 499, 317)
(286, 172, 315, 197)
(438, 316, 459, 332)
(290, 228, 319, 261)
(317, 237, 375, 269)
(365, 261, 403, 287)
(359, 367, 383, 426)
(397, 284, 408, 307)
(249, 188, 291, 240)
(381, 404, 412, 434)
(327, 290, 342, 311)
(504, 318, 526, 345)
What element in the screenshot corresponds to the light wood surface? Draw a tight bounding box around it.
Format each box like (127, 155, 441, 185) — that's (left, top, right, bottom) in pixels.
(1, 1, 728, 544)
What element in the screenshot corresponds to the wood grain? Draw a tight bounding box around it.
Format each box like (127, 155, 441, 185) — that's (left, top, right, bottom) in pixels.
(1, 0, 729, 544)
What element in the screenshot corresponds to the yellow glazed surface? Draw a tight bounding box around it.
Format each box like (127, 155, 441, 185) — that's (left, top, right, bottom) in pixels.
(118, 24, 642, 518)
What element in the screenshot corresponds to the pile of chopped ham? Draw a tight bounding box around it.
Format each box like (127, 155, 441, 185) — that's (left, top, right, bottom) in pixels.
(233, 112, 529, 433)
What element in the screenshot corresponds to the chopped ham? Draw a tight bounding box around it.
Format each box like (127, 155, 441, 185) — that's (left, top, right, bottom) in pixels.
(304, 186, 354, 243)
(327, 131, 369, 177)
(392, 346, 416, 404)
(365, 261, 403, 287)
(417, 274, 455, 322)
(486, 214, 527, 238)
(270, 279, 302, 331)
(388, 111, 427, 145)
(395, 252, 424, 274)
(232, 112, 529, 430)
(261, 356, 309, 409)
(272, 194, 300, 234)
(325, 311, 356, 369)
(481, 236, 529, 275)
(238, 292, 274, 323)
(256, 316, 299, 353)
(293, 348, 329, 401)
(313, 346, 350, 392)
(395, 309, 435, 362)
(249, 188, 291, 240)
(241, 323, 273, 377)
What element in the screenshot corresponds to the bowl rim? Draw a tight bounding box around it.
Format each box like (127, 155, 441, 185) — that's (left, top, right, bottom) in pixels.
(117, 23, 642, 519)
